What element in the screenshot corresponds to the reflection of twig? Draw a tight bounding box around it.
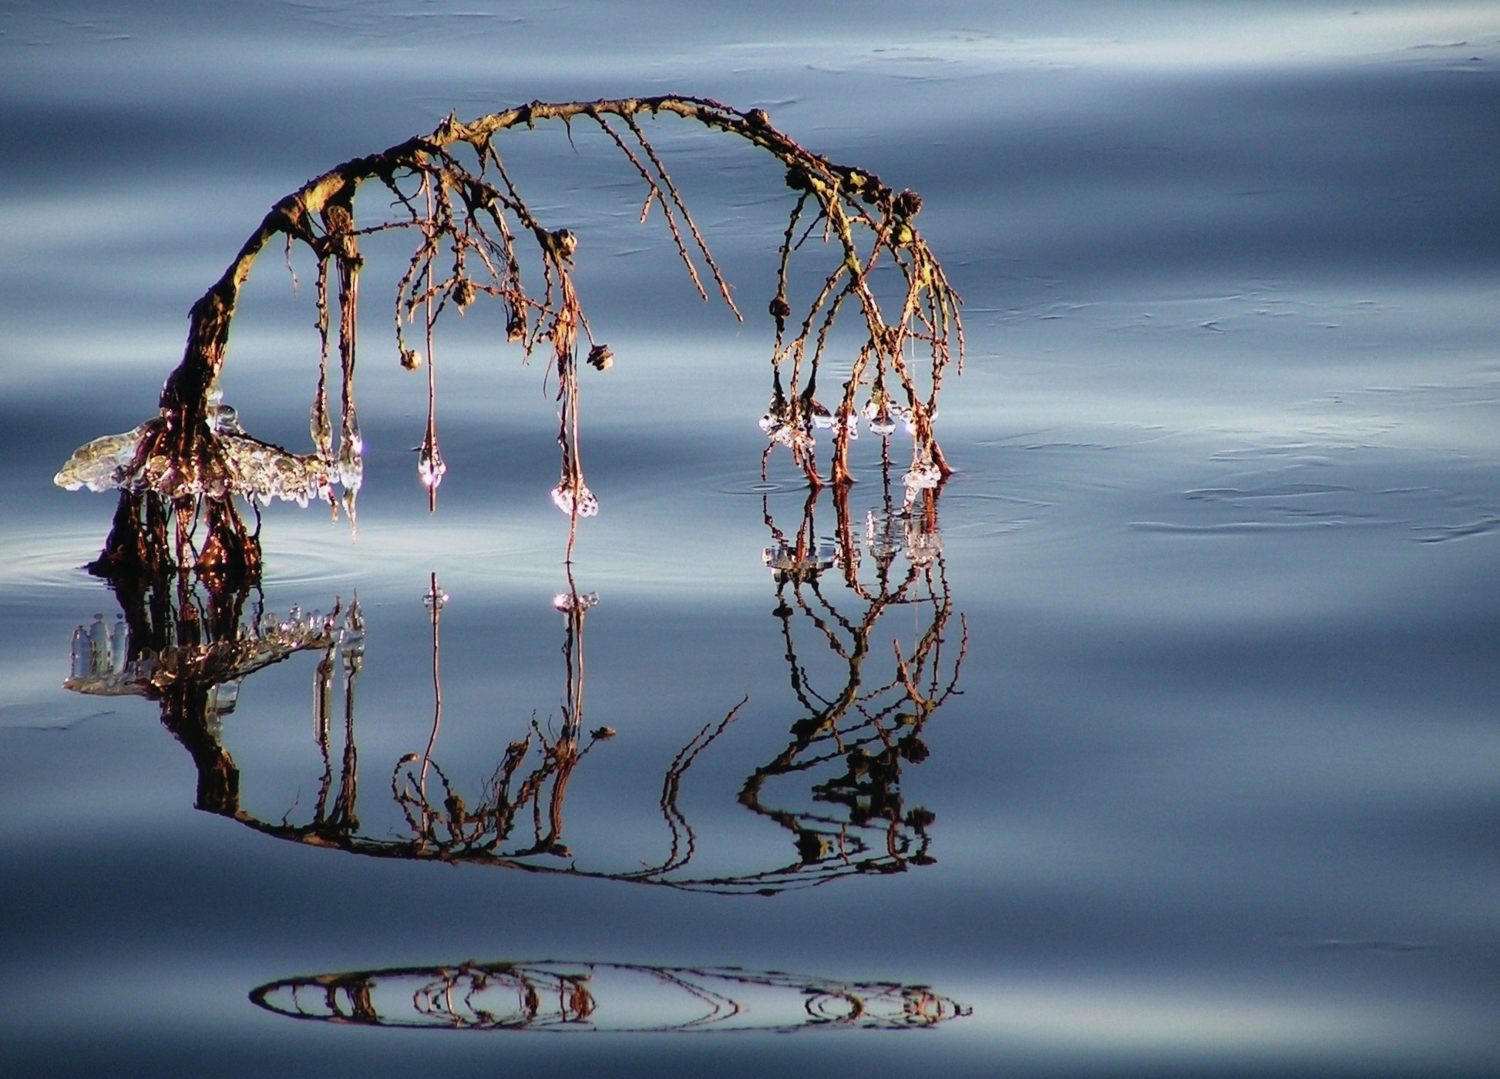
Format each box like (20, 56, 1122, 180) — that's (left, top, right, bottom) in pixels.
(419, 573, 446, 796)
(69, 465, 962, 895)
(250, 960, 970, 1032)
(640, 699, 746, 881)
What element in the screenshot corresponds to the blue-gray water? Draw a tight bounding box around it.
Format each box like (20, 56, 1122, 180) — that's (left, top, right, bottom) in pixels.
(2, 3, 1498, 1076)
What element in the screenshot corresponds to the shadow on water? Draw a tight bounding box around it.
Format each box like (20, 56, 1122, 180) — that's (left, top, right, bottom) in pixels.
(249, 960, 968, 1033)
(63, 464, 964, 897)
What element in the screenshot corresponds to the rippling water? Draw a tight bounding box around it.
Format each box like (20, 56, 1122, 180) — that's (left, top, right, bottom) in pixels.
(2, 3, 1498, 1076)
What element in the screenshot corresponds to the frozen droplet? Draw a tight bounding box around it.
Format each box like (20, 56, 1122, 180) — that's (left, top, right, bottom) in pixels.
(423, 588, 449, 614)
(343, 411, 364, 458)
(550, 483, 599, 517)
(208, 401, 243, 435)
(901, 407, 934, 437)
(810, 401, 834, 429)
(418, 444, 447, 489)
(208, 678, 242, 717)
(552, 591, 600, 612)
(758, 413, 776, 433)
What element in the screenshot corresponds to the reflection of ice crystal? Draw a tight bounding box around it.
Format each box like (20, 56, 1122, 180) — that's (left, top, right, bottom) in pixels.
(339, 597, 366, 662)
(866, 510, 941, 566)
(65, 601, 350, 699)
(550, 483, 599, 517)
(208, 402, 244, 436)
(762, 542, 837, 582)
(71, 613, 128, 679)
(902, 460, 942, 490)
(904, 518, 942, 566)
(552, 591, 600, 612)
(866, 511, 904, 561)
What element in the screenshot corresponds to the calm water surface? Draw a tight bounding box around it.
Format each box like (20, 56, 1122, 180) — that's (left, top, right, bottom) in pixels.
(1, 3, 1498, 1076)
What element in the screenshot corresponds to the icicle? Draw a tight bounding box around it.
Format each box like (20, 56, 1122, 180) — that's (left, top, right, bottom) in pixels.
(111, 617, 128, 674)
(418, 444, 447, 491)
(87, 614, 112, 675)
(70, 626, 90, 680)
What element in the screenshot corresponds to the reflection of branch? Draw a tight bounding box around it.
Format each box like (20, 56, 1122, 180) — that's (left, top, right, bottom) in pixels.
(65, 467, 963, 894)
(250, 961, 969, 1033)
(733, 470, 963, 891)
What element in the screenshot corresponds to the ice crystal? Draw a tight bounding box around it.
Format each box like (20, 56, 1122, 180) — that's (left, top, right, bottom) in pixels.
(417, 444, 447, 490)
(220, 434, 331, 507)
(550, 483, 599, 517)
(52, 423, 151, 493)
(762, 541, 837, 582)
(551, 591, 600, 612)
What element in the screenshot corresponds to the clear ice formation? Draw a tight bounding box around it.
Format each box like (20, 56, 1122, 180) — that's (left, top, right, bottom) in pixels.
(53, 401, 344, 509)
(552, 591, 600, 612)
(550, 483, 599, 517)
(417, 444, 447, 490)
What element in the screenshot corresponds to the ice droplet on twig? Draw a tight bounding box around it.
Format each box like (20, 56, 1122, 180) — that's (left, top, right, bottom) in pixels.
(550, 483, 599, 517)
(417, 444, 447, 490)
(552, 591, 600, 612)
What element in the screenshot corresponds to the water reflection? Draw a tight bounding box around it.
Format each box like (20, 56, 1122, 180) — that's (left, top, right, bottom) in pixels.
(744, 479, 962, 889)
(250, 960, 968, 1033)
(64, 472, 962, 894)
